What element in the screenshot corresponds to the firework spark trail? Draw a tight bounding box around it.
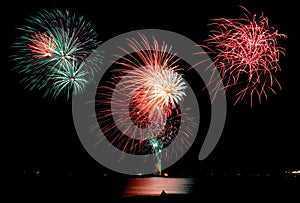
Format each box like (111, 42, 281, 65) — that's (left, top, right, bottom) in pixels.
(12, 9, 101, 99)
(200, 6, 287, 106)
(149, 138, 163, 175)
(96, 34, 194, 159)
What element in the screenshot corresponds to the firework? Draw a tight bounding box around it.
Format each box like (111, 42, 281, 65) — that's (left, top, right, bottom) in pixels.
(149, 138, 163, 175)
(116, 34, 187, 111)
(12, 9, 101, 99)
(95, 34, 194, 159)
(201, 6, 287, 106)
(51, 60, 89, 100)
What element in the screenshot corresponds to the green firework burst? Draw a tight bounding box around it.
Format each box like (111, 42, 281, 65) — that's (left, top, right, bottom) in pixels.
(11, 9, 102, 99)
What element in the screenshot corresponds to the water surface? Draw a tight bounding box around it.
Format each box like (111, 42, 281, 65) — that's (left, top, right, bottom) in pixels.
(121, 177, 196, 197)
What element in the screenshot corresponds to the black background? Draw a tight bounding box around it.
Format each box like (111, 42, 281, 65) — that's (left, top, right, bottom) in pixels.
(3, 0, 299, 179)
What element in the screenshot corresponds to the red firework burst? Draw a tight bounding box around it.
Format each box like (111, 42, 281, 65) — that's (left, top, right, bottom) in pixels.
(28, 31, 56, 59)
(201, 6, 287, 106)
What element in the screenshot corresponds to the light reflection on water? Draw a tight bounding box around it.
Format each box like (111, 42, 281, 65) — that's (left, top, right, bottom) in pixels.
(121, 177, 196, 197)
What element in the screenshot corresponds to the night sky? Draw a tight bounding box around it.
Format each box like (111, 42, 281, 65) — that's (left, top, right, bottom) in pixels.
(3, 0, 299, 178)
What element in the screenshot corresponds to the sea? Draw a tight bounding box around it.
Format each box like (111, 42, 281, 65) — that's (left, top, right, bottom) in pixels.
(14, 175, 299, 202)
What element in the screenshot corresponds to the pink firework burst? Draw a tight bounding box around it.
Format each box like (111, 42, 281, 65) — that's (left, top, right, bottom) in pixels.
(201, 6, 287, 106)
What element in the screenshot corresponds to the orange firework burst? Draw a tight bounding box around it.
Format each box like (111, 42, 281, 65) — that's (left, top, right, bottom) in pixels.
(96, 33, 190, 155)
(116, 34, 187, 112)
(28, 31, 56, 58)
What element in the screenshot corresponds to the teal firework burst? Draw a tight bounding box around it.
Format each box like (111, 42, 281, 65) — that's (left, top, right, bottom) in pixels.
(12, 9, 102, 99)
(51, 60, 89, 100)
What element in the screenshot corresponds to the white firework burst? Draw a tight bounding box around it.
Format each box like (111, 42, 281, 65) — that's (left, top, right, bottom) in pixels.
(131, 65, 187, 109)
